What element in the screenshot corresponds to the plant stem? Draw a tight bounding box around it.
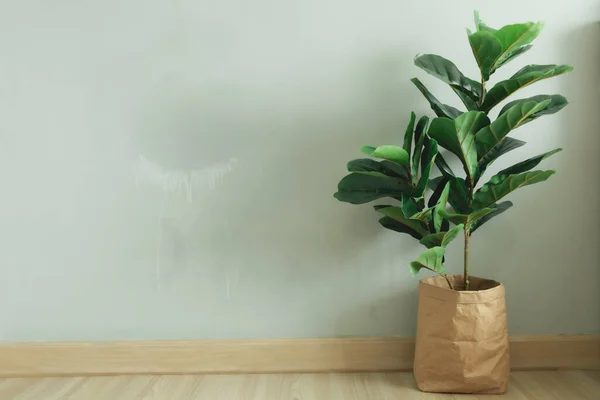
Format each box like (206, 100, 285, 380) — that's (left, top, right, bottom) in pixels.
(479, 79, 486, 108)
(423, 266, 454, 290)
(463, 229, 471, 290)
(443, 274, 454, 290)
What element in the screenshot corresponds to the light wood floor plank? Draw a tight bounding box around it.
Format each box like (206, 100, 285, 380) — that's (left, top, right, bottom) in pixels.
(1, 371, 599, 399)
(143, 375, 204, 400)
(61, 376, 139, 399)
(11, 378, 83, 400)
(511, 371, 591, 400)
(0, 378, 43, 399)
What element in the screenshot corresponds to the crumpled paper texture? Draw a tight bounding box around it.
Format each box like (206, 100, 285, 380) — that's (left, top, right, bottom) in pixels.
(414, 275, 509, 394)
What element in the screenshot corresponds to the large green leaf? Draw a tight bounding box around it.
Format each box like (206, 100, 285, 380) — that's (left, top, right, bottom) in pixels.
(451, 87, 479, 111)
(498, 95, 568, 124)
(472, 170, 556, 209)
(347, 158, 408, 179)
(448, 177, 471, 214)
(375, 206, 430, 238)
(432, 181, 450, 232)
(491, 22, 544, 72)
(420, 224, 464, 248)
(361, 145, 410, 167)
(429, 111, 490, 183)
(428, 176, 450, 207)
(334, 173, 413, 204)
(481, 64, 573, 112)
(411, 116, 430, 183)
(473, 10, 496, 32)
(469, 30, 502, 81)
(434, 153, 455, 177)
(477, 137, 526, 178)
(497, 148, 561, 176)
(494, 44, 532, 70)
(410, 78, 462, 119)
(402, 112, 416, 160)
(470, 201, 513, 233)
(442, 208, 495, 231)
(414, 54, 482, 102)
(378, 217, 422, 239)
(409, 246, 446, 276)
(410, 207, 434, 224)
(476, 100, 550, 164)
(401, 194, 419, 218)
(427, 176, 444, 191)
(415, 115, 430, 140)
(415, 136, 438, 195)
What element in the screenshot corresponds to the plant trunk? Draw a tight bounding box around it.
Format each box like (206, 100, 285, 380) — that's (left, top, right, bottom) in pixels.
(463, 230, 470, 290)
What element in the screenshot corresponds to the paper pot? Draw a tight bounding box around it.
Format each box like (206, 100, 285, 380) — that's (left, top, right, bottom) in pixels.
(413, 275, 509, 394)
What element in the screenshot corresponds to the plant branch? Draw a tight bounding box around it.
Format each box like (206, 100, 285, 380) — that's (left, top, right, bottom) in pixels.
(479, 79, 486, 109)
(464, 229, 471, 290)
(464, 174, 475, 291)
(421, 266, 454, 290)
(443, 274, 454, 290)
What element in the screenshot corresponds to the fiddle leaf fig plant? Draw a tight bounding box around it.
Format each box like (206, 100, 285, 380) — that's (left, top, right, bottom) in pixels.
(334, 12, 572, 290)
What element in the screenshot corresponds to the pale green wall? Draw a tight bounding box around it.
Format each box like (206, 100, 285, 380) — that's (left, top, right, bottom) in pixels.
(0, 0, 598, 341)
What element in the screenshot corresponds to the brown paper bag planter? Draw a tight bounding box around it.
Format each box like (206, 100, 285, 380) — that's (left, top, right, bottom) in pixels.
(414, 275, 509, 394)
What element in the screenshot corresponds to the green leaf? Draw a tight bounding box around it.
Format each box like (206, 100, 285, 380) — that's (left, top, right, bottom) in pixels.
(491, 22, 543, 72)
(411, 117, 430, 183)
(448, 177, 470, 214)
(379, 217, 422, 239)
(451, 87, 479, 111)
(368, 145, 410, 167)
(477, 137, 526, 178)
(434, 153, 455, 177)
(481, 64, 574, 112)
(334, 173, 414, 204)
(470, 201, 513, 233)
(428, 176, 450, 207)
(497, 148, 562, 176)
(414, 54, 482, 102)
(375, 207, 430, 238)
(433, 181, 450, 232)
(443, 208, 496, 232)
(415, 136, 438, 195)
(347, 158, 408, 179)
(402, 112, 416, 160)
(494, 44, 532, 70)
(469, 30, 503, 81)
(420, 224, 464, 248)
(476, 100, 551, 164)
(472, 170, 556, 209)
(498, 95, 568, 124)
(474, 11, 496, 32)
(411, 207, 434, 224)
(401, 194, 419, 218)
(410, 78, 463, 119)
(415, 115, 430, 141)
(428, 176, 444, 192)
(429, 111, 490, 183)
(409, 247, 446, 276)
(360, 146, 376, 156)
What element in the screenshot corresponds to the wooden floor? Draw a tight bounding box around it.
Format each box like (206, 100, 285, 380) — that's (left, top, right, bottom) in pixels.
(0, 371, 598, 399)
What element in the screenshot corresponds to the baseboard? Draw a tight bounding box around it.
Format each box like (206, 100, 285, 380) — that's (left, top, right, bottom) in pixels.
(0, 335, 598, 377)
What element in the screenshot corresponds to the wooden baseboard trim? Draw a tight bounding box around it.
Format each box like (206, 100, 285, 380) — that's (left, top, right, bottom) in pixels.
(0, 335, 598, 377)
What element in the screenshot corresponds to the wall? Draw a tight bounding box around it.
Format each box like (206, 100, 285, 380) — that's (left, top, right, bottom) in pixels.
(0, 0, 598, 342)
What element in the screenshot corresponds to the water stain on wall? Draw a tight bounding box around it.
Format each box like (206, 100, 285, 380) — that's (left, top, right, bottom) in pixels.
(131, 81, 242, 292)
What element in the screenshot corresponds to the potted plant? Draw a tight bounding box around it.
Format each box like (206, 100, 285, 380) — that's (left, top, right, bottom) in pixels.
(333, 12, 572, 394)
